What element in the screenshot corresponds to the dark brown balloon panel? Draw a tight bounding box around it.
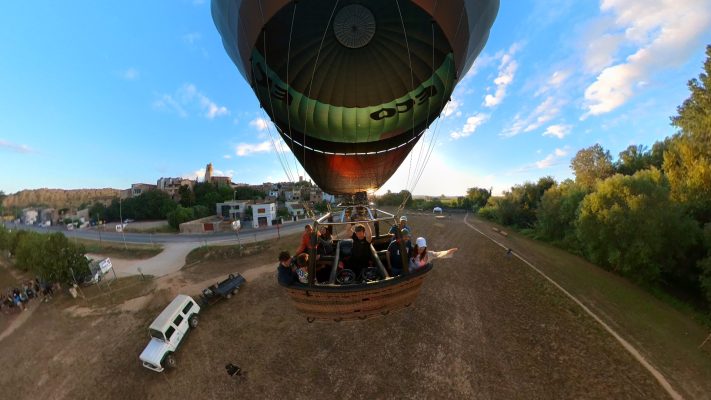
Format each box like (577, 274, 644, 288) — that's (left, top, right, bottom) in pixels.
(212, 0, 499, 194)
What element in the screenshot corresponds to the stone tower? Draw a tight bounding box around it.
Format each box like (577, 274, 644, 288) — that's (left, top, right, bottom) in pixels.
(204, 163, 213, 183)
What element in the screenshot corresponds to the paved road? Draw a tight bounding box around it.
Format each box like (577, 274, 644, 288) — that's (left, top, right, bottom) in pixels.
(4, 220, 310, 245)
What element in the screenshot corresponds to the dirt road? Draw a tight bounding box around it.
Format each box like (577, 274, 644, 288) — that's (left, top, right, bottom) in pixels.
(0, 213, 672, 399)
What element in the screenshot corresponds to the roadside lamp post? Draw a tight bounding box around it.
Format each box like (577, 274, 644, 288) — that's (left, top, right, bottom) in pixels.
(119, 196, 127, 250)
(232, 220, 242, 255)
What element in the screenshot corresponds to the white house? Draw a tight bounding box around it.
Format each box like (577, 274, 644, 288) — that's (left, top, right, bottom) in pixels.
(22, 209, 39, 225)
(285, 201, 305, 218)
(216, 200, 248, 220)
(251, 203, 277, 228)
(285, 190, 301, 202)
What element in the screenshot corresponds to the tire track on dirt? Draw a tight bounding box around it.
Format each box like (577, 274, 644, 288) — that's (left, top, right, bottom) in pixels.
(462, 213, 682, 400)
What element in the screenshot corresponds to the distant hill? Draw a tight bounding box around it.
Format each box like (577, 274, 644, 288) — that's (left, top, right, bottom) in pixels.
(2, 188, 121, 210)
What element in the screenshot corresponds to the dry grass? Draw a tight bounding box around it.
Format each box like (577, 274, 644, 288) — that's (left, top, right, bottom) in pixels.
(75, 238, 163, 260)
(0, 214, 705, 399)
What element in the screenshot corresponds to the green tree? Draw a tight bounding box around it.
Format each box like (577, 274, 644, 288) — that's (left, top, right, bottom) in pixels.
(0, 225, 10, 252)
(15, 232, 48, 272)
(536, 179, 588, 247)
(570, 144, 614, 189)
(232, 186, 265, 201)
(167, 205, 195, 229)
(466, 187, 492, 211)
(698, 224, 711, 304)
(479, 177, 555, 228)
(193, 205, 210, 219)
(0, 190, 6, 216)
(377, 190, 413, 207)
(665, 45, 711, 223)
(89, 202, 107, 222)
(178, 185, 195, 207)
(42, 233, 89, 283)
(576, 169, 699, 283)
(615, 144, 651, 176)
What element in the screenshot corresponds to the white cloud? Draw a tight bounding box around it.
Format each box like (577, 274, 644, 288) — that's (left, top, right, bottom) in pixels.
(462, 52, 497, 80)
(235, 141, 273, 156)
(450, 113, 489, 140)
(223, 154, 232, 159)
(249, 117, 271, 131)
(120, 67, 140, 81)
(584, 30, 624, 73)
(442, 97, 461, 118)
(502, 96, 564, 137)
(535, 148, 569, 169)
(182, 32, 202, 45)
(154, 83, 229, 119)
(547, 70, 571, 88)
(542, 124, 572, 139)
(152, 94, 188, 117)
(582, 0, 711, 117)
(482, 43, 521, 108)
(534, 69, 573, 97)
(0, 139, 34, 154)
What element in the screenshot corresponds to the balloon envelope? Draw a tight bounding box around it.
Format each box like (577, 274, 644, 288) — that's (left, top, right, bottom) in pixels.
(213, 0, 499, 195)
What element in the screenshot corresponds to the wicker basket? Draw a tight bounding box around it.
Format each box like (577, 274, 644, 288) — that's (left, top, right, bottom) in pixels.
(285, 264, 432, 322)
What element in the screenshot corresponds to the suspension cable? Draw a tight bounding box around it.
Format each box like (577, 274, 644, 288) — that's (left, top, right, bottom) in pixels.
(235, 4, 295, 184)
(285, 1, 301, 178)
(394, 0, 417, 192)
(302, 0, 341, 181)
(399, 1, 467, 213)
(409, 3, 467, 196)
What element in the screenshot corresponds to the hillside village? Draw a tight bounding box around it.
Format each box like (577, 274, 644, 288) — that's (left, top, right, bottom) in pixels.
(2, 162, 337, 231)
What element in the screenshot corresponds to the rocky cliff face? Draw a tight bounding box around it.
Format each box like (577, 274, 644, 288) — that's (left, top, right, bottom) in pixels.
(2, 188, 121, 210)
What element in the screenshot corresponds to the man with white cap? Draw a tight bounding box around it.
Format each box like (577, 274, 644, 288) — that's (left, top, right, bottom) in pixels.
(409, 237, 458, 272)
(388, 215, 411, 238)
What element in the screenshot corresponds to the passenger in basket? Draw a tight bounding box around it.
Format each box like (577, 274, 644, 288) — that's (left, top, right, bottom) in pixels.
(316, 226, 334, 257)
(294, 224, 314, 255)
(389, 215, 411, 239)
(295, 253, 310, 284)
(348, 224, 371, 277)
(276, 251, 296, 286)
(386, 228, 412, 276)
(409, 237, 458, 272)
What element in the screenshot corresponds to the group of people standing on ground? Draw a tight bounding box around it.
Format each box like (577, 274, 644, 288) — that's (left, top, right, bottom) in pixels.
(276, 214, 458, 286)
(1, 278, 54, 314)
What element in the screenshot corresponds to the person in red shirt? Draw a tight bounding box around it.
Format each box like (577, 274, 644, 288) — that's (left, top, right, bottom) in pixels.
(295, 224, 314, 255)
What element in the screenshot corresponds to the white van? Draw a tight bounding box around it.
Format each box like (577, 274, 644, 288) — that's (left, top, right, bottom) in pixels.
(139, 295, 201, 372)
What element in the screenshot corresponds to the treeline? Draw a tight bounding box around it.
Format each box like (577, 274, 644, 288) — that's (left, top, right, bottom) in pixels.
(87, 183, 266, 227)
(377, 188, 492, 211)
(0, 227, 89, 283)
(478, 46, 711, 307)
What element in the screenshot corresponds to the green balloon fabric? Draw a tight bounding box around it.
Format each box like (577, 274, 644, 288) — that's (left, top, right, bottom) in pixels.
(212, 0, 499, 194)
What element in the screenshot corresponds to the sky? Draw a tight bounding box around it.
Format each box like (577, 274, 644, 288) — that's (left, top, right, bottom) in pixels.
(1, 0, 710, 196)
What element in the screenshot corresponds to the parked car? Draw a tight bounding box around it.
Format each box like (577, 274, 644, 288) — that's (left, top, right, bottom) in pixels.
(199, 273, 246, 306)
(139, 294, 200, 372)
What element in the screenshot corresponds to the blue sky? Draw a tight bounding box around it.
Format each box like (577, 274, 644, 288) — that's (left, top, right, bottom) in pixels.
(1, 0, 710, 196)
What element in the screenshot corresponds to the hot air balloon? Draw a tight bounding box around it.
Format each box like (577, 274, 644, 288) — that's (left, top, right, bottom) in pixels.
(212, 0, 498, 321)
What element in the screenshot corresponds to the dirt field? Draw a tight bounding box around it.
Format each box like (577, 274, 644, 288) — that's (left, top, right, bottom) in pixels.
(0, 214, 673, 399)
